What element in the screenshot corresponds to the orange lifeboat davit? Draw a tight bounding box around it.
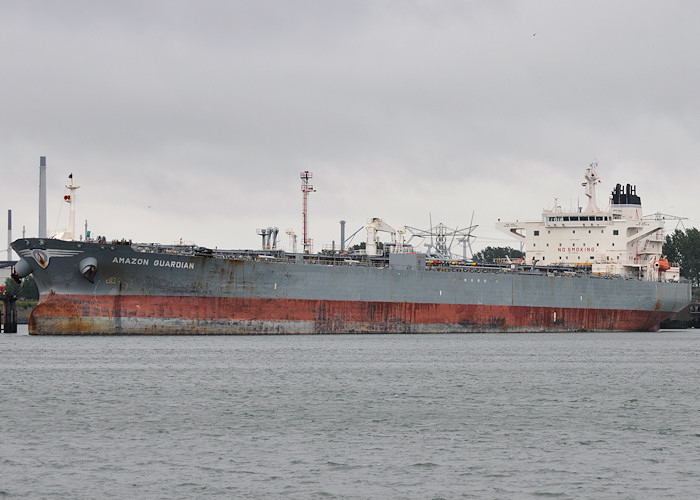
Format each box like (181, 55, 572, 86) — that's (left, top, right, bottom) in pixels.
(654, 258, 671, 272)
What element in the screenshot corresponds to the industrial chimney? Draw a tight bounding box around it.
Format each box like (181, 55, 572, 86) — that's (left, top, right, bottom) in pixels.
(39, 156, 47, 238)
(340, 220, 346, 252)
(6, 209, 11, 260)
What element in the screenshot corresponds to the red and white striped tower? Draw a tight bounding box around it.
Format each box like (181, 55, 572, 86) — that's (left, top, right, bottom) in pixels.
(300, 171, 315, 254)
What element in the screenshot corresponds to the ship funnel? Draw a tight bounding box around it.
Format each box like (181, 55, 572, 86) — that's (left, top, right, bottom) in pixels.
(79, 256, 98, 282)
(11, 258, 33, 284)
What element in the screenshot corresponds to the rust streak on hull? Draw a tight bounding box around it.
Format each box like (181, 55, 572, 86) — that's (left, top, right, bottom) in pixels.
(29, 294, 672, 335)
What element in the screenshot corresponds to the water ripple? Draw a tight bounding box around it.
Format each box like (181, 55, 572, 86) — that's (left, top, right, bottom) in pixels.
(1, 329, 700, 497)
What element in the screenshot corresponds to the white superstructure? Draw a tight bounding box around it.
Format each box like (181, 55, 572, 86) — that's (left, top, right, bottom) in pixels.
(497, 162, 679, 282)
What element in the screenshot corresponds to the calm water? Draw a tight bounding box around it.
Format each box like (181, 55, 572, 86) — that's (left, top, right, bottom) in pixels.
(1, 326, 699, 499)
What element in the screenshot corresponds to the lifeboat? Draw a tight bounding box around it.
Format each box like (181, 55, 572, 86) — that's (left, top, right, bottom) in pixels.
(653, 258, 671, 272)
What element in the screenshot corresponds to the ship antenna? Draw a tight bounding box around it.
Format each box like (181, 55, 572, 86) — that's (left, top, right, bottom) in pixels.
(300, 171, 316, 254)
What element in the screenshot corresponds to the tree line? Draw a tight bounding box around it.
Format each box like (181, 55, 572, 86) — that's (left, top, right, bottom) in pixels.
(663, 228, 700, 287)
(3, 275, 39, 300)
(472, 246, 524, 263)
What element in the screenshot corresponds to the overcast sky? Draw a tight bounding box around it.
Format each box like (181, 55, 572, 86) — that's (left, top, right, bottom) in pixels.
(3, 0, 699, 258)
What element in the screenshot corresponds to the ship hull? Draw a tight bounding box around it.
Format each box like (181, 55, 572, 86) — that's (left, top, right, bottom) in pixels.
(12, 238, 691, 335)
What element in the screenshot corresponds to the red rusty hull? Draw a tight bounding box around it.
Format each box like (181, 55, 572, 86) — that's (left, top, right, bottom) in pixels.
(29, 293, 671, 334)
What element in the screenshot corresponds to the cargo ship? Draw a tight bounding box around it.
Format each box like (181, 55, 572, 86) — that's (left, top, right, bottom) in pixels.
(10, 164, 691, 334)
